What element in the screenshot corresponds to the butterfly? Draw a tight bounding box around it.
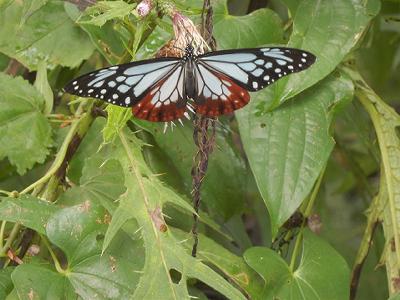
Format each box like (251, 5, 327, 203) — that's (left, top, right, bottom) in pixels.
(64, 45, 316, 122)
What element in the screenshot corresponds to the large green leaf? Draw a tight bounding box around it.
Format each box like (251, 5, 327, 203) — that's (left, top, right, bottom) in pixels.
(213, 0, 284, 49)
(237, 74, 354, 236)
(11, 201, 142, 299)
(99, 129, 246, 300)
(0, 74, 52, 174)
(244, 230, 350, 299)
(0, 195, 59, 234)
(0, 0, 94, 70)
(268, 0, 381, 107)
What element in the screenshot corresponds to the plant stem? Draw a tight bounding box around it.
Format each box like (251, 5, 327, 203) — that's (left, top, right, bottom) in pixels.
(20, 102, 92, 195)
(350, 193, 381, 300)
(0, 221, 5, 249)
(0, 223, 20, 257)
(289, 166, 325, 272)
(41, 235, 67, 274)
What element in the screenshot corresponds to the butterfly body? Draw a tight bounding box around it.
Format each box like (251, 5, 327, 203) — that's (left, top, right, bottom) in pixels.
(182, 45, 198, 103)
(65, 45, 316, 122)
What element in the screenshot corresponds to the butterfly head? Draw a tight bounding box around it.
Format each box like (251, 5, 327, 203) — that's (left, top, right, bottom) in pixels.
(184, 44, 195, 57)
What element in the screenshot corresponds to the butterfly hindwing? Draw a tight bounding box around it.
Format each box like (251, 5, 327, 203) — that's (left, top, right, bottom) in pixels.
(194, 63, 250, 117)
(132, 65, 187, 122)
(199, 47, 316, 92)
(64, 57, 180, 108)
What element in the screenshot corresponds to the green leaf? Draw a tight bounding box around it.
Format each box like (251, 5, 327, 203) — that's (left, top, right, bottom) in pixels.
(173, 229, 265, 298)
(0, 195, 59, 234)
(78, 1, 136, 27)
(64, 2, 129, 65)
(104, 130, 246, 300)
(45, 201, 142, 299)
(237, 74, 354, 236)
(0, 74, 52, 174)
(244, 230, 350, 299)
(0, 0, 94, 70)
(12, 263, 75, 299)
(213, 0, 284, 49)
(269, 0, 381, 107)
(103, 106, 132, 143)
(59, 155, 126, 212)
(34, 61, 53, 114)
(0, 267, 14, 299)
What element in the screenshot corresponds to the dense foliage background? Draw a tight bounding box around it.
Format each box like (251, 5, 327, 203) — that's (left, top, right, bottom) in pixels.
(0, 0, 399, 299)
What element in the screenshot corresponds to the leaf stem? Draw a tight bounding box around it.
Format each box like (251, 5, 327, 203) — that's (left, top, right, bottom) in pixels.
(289, 165, 325, 272)
(41, 235, 67, 274)
(20, 102, 92, 195)
(350, 192, 381, 300)
(0, 223, 20, 257)
(0, 221, 5, 249)
(0, 190, 12, 197)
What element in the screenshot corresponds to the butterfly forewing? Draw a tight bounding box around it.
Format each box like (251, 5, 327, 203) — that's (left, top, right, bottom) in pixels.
(198, 47, 316, 92)
(64, 57, 180, 108)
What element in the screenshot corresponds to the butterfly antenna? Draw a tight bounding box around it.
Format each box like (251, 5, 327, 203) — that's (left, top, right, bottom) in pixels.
(172, 39, 185, 53)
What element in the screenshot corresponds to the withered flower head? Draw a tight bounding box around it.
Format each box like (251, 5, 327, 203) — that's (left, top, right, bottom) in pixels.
(171, 11, 209, 56)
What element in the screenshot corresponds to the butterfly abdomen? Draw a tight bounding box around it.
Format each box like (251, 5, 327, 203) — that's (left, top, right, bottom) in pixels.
(183, 58, 197, 101)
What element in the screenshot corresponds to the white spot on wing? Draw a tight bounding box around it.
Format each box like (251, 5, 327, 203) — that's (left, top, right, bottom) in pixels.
(252, 68, 263, 77)
(117, 84, 130, 93)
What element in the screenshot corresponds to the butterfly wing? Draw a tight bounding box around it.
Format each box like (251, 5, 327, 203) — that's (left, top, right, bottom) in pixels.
(131, 64, 188, 122)
(198, 47, 316, 92)
(193, 63, 250, 116)
(64, 57, 188, 121)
